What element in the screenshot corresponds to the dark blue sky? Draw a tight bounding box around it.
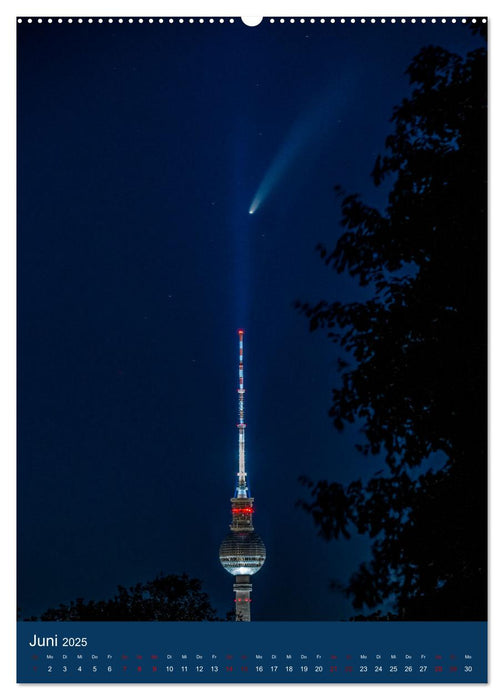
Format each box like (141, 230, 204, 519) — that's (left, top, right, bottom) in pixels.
(17, 18, 482, 620)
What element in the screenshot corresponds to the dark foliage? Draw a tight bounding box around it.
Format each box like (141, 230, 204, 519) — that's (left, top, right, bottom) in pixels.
(38, 573, 219, 621)
(296, 38, 487, 620)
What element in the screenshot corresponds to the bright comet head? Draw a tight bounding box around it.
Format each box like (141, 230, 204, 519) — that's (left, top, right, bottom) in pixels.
(248, 195, 261, 215)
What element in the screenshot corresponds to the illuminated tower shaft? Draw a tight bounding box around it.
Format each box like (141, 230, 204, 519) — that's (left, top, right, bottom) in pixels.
(236, 329, 247, 497)
(219, 329, 266, 621)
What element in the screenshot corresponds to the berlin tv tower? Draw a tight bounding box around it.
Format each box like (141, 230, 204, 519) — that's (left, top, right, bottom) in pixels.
(219, 329, 266, 621)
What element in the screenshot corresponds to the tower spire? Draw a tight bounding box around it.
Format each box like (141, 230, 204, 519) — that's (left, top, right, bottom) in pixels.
(236, 328, 248, 497)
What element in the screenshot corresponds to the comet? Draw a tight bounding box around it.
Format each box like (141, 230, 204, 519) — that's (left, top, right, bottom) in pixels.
(248, 80, 350, 215)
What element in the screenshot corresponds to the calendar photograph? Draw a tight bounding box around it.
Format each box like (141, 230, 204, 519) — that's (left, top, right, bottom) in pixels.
(17, 13, 487, 683)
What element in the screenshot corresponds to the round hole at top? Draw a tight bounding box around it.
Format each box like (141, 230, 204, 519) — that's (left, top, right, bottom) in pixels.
(241, 17, 263, 27)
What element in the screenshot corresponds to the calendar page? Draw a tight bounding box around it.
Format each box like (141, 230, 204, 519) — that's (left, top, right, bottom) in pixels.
(16, 11, 488, 684)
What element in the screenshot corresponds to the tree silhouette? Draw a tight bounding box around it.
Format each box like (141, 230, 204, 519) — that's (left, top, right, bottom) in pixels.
(37, 573, 220, 621)
(296, 35, 487, 620)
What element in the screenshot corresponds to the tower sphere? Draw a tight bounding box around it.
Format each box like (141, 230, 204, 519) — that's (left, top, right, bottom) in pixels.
(219, 531, 266, 576)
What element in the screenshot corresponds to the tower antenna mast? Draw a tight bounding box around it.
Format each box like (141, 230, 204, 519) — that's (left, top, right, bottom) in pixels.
(236, 328, 248, 497)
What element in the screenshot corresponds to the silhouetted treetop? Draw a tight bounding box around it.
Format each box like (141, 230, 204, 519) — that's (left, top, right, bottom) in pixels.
(38, 573, 220, 621)
(299, 42, 486, 472)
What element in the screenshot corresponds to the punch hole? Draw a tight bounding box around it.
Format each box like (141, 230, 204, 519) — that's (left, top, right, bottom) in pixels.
(241, 17, 263, 27)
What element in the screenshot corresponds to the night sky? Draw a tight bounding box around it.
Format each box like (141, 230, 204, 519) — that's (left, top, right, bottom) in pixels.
(17, 18, 483, 620)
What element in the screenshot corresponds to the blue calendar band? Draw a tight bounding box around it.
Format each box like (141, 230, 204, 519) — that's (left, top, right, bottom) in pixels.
(17, 621, 487, 683)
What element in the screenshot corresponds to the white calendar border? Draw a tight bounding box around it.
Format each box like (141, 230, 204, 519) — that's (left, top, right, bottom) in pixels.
(2, 1, 501, 699)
